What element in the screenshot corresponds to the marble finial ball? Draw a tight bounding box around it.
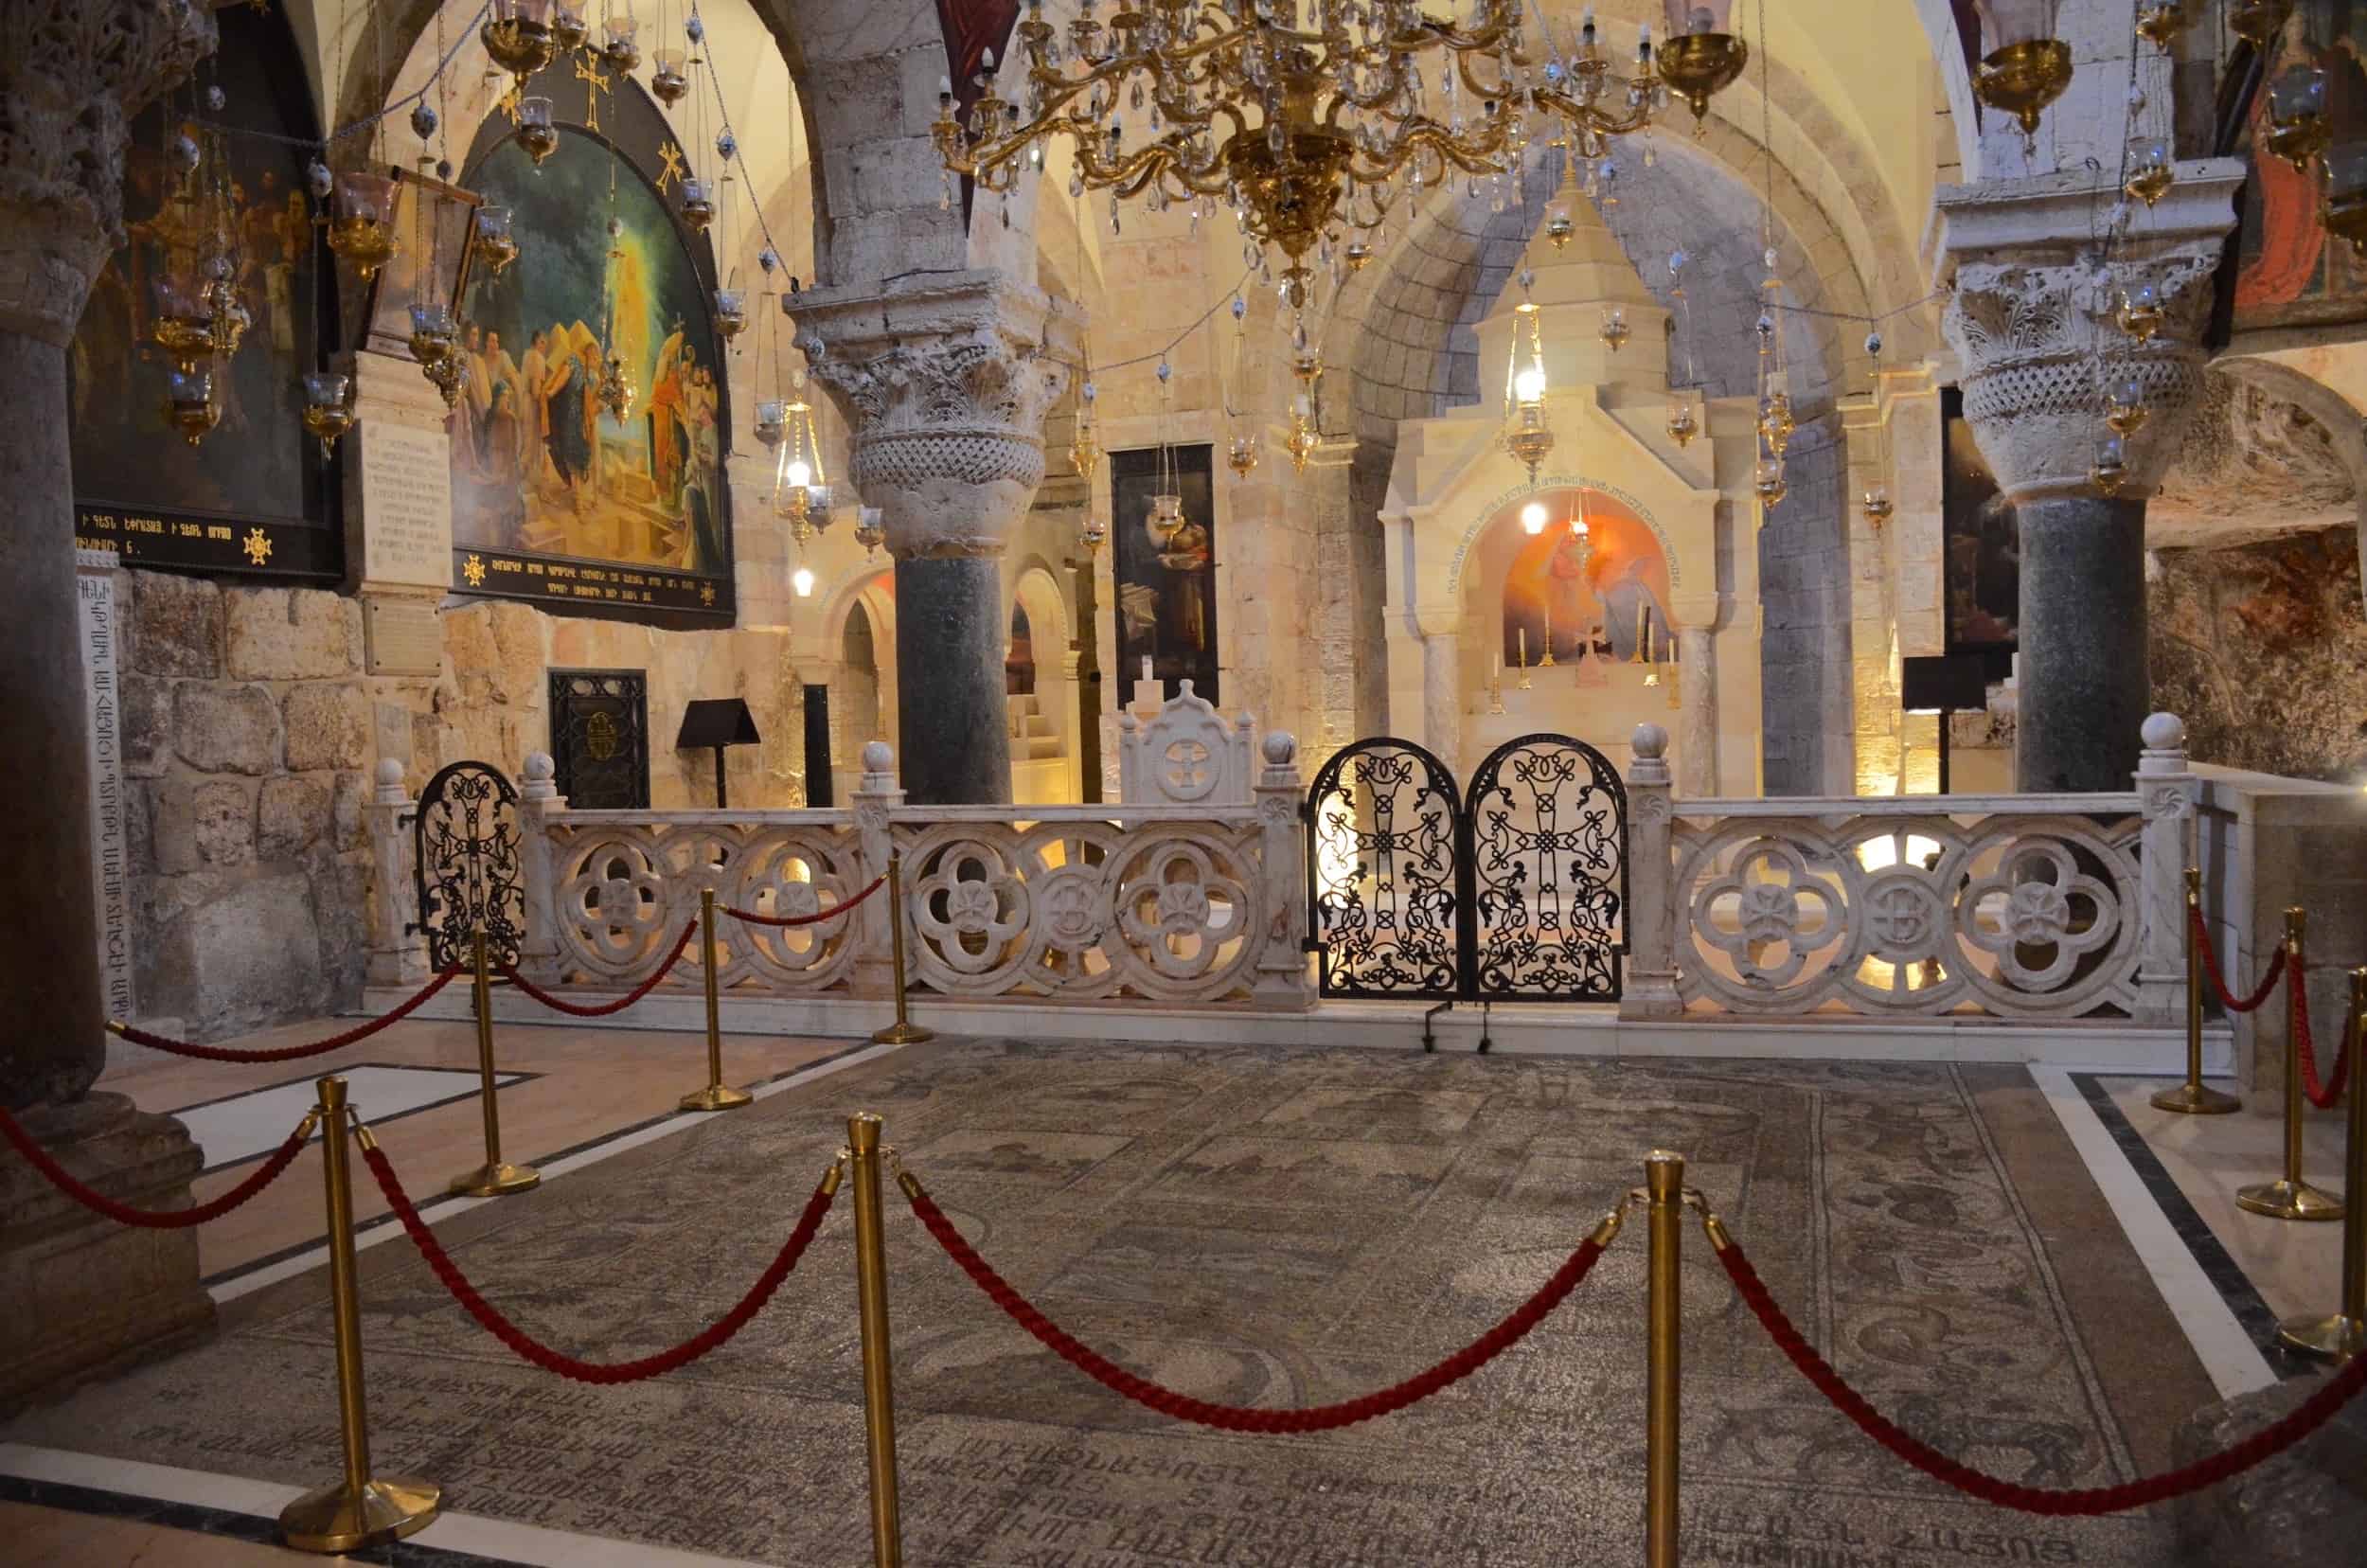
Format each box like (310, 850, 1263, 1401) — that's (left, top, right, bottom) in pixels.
(1632, 722, 1668, 758)
(862, 739, 893, 773)
(1262, 730, 1296, 765)
(2142, 712, 2185, 751)
(524, 751, 555, 781)
(375, 757, 403, 788)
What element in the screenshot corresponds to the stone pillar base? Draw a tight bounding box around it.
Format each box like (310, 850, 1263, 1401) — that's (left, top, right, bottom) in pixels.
(2170, 1373, 2367, 1564)
(0, 1093, 211, 1412)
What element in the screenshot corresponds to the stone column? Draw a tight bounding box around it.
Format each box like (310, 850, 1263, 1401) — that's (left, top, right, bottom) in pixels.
(794, 274, 1075, 805)
(1934, 165, 2239, 793)
(1676, 626, 1717, 796)
(0, 0, 217, 1406)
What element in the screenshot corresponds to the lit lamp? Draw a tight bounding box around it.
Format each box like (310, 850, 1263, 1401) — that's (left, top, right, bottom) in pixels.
(1227, 432, 1259, 477)
(2124, 134, 2173, 207)
(326, 170, 400, 278)
(1664, 401, 1698, 447)
(2268, 65, 2332, 172)
(1753, 454, 1787, 508)
(1861, 487, 1895, 527)
(1901, 653, 1989, 795)
(300, 371, 355, 460)
(1657, 1, 1750, 132)
(1504, 283, 1553, 482)
(2104, 376, 2150, 437)
(1599, 307, 1631, 353)
(2116, 280, 2164, 342)
(1969, 0, 2072, 142)
(161, 365, 219, 446)
(2323, 141, 2367, 255)
(1286, 353, 1322, 472)
(1521, 500, 1550, 536)
(408, 300, 466, 409)
(481, 0, 558, 89)
(774, 388, 830, 541)
(150, 275, 214, 373)
(472, 206, 520, 275)
(792, 563, 816, 597)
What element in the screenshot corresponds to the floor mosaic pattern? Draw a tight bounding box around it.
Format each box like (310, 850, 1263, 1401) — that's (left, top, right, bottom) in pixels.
(10, 1041, 2218, 1565)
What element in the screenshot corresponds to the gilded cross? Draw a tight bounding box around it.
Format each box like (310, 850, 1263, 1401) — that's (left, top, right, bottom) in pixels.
(242, 527, 273, 566)
(573, 56, 611, 134)
(654, 139, 687, 194)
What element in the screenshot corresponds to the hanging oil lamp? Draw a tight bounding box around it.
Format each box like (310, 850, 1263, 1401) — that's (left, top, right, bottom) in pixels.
(326, 170, 400, 278)
(1664, 401, 1698, 448)
(602, 10, 641, 71)
(1753, 454, 1788, 508)
(1227, 432, 1259, 477)
(300, 371, 356, 459)
(713, 287, 748, 342)
(1756, 389, 1794, 457)
(754, 397, 787, 449)
(550, 2, 590, 54)
(1657, 0, 1751, 132)
(150, 275, 215, 373)
(854, 508, 887, 560)
(162, 366, 220, 446)
(2117, 281, 2164, 343)
(2091, 432, 2129, 495)
(679, 177, 716, 232)
(481, 0, 560, 89)
(1545, 207, 1575, 250)
(1079, 512, 1110, 553)
(1344, 240, 1372, 272)
(204, 268, 252, 361)
(774, 381, 829, 538)
(650, 45, 690, 107)
(1599, 306, 1631, 353)
(2266, 66, 2331, 171)
(472, 206, 520, 275)
(2124, 134, 2173, 207)
(1861, 487, 1894, 528)
(1968, 0, 2073, 143)
(1503, 275, 1553, 482)
(518, 97, 560, 166)
(2105, 376, 2150, 437)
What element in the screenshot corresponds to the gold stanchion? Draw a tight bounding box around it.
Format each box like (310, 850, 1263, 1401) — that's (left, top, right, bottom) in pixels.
(681, 888, 753, 1113)
(2278, 970, 2367, 1363)
(2153, 866, 2242, 1114)
(1645, 1149, 1683, 1568)
(448, 925, 540, 1196)
(847, 1113, 905, 1566)
(2239, 908, 2342, 1221)
(871, 851, 934, 1046)
(278, 1076, 440, 1552)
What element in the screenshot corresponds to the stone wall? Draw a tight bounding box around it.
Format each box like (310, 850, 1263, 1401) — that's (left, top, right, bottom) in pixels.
(1758, 422, 1854, 795)
(120, 572, 373, 1041)
(2150, 526, 2367, 783)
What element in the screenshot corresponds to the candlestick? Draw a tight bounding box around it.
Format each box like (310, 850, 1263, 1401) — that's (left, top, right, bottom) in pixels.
(1519, 627, 1526, 668)
(1140, 655, 1152, 683)
(1540, 603, 1555, 667)
(1631, 604, 1646, 664)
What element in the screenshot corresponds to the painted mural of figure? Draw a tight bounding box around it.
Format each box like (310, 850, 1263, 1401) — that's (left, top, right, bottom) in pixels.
(479, 330, 523, 490)
(518, 329, 551, 483)
(647, 322, 693, 508)
(1544, 527, 1596, 660)
(543, 341, 594, 504)
(1598, 557, 1677, 663)
(1157, 517, 1213, 651)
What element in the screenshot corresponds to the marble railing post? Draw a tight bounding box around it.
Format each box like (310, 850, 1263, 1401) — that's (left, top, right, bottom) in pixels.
(849, 740, 904, 998)
(2133, 712, 2197, 1028)
(0, 0, 218, 1407)
(795, 275, 1076, 805)
(1622, 723, 1682, 1020)
(1676, 624, 1717, 797)
(365, 760, 426, 988)
(514, 752, 565, 984)
(1934, 166, 2239, 793)
(1251, 731, 1313, 1010)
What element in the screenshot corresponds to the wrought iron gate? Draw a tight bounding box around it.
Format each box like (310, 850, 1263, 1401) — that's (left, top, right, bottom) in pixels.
(413, 759, 525, 972)
(1306, 732, 1628, 1002)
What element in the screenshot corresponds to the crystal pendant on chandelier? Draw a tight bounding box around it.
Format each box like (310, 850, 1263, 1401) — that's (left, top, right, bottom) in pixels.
(1968, 0, 2073, 141)
(326, 170, 400, 278)
(2124, 134, 2173, 206)
(1665, 401, 1698, 448)
(300, 372, 355, 460)
(651, 45, 691, 107)
(481, 0, 559, 88)
(472, 205, 521, 275)
(518, 96, 561, 166)
(2266, 65, 2331, 171)
(1657, 0, 1750, 133)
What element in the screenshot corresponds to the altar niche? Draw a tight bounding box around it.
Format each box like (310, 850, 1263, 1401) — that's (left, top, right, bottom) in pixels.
(1464, 487, 1685, 770)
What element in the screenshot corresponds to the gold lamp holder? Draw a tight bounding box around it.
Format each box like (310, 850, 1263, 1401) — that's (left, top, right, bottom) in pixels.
(1973, 38, 2074, 141)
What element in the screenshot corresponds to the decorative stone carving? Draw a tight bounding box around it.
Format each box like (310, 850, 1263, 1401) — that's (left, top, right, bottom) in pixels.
(0, 0, 215, 344)
(794, 271, 1077, 559)
(2151, 367, 2359, 539)
(1933, 165, 2242, 502)
(1117, 681, 1255, 807)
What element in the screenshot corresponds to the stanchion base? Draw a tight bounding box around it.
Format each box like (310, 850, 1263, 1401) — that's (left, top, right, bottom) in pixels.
(679, 1083, 754, 1112)
(2149, 1080, 2242, 1114)
(278, 1474, 440, 1553)
(872, 1021, 934, 1044)
(2236, 1178, 2346, 1221)
(447, 1161, 541, 1197)
(2276, 1310, 2366, 1363)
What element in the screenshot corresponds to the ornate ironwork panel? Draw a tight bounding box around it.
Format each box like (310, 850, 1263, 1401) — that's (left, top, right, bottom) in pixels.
(1305, 739, 1465, 999)
(549, 669, 650, 810)
(413, 760, 525, 972)
(1463, 733, 1628, 1002)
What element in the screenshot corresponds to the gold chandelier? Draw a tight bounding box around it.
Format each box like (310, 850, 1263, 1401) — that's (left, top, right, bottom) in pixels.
(933, 1, 1745, 318)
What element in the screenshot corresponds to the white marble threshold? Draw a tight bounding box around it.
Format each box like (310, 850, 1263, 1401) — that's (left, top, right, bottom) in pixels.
(366, 986, 2233, 1073)
(0, 1441, 767, 1567)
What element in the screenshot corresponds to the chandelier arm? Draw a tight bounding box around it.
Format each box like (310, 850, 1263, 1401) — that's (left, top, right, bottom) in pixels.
(1530, 87, 1651, 139)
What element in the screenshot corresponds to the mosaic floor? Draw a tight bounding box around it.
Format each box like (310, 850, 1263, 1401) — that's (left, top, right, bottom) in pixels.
(9, 1041, 2225, 1565)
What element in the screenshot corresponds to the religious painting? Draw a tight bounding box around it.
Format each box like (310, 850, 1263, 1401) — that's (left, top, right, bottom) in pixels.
(68, 3, 340, 579)
(1498, 490, 1674, 680)
(1112, 444, 1219, 703)
(1942, 384, 2017, 651)
(2233, 17, 2367, 334)
(449, 62, 731, 624)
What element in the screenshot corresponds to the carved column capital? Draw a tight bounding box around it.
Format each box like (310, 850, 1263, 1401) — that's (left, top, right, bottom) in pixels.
(0, 0, 215, 346)
(792, 271, 1077, 560)
(1933, 163, 2242, 503)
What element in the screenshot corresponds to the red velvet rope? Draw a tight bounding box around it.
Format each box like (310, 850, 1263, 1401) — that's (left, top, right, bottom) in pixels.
(108, 968, 463, 1062)
(906, 1183, 1609, 1434)
(1, 1107, 311, 1229)
(721, 872, 888, 928)
(1717, 1238, 2367, 1515)
(362, 1141, 836, 1383)
(498, 922, 698, 1017)
(2288, 949, 2352, 1113)
(2190, 908, 2287, 1014)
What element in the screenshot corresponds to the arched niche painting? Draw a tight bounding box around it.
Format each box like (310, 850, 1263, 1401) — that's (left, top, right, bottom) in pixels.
(67, 2, 339, 579)
(450, 65, 730, 623)
(1499, 490, 1676, 676)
